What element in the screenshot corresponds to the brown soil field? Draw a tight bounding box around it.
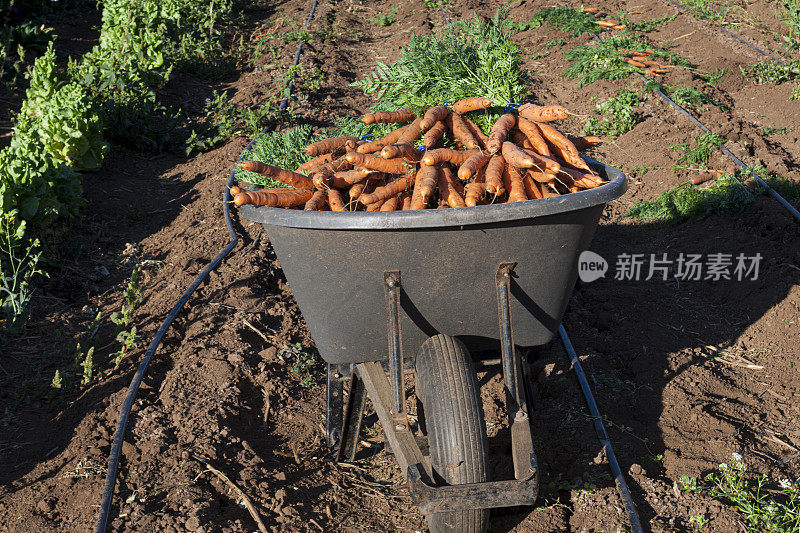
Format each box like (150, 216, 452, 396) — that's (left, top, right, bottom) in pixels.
(1, 0, 799, 532)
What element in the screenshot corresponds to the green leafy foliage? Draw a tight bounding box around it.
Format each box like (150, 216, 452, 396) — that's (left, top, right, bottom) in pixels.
(519, 7, 606, 37)
(371, 7, 399, 26)
(353, 11, 525, 116)
(626, 174, 757, 224)
(0, 22, 55, 87)
(743, 60, 800, 85)
(584, 89, 642, 138)
(670, 132, 725, 170)
(0, 211, 43, 335)
(235, 125, 314, 188)
(782, 0, 800, 51)
(645, 81, 727, 110)
(563, 35, 691, 87)
(626, 169, 800, 225)
(684, 454, 800, 532)
(618, 12, 677, 32)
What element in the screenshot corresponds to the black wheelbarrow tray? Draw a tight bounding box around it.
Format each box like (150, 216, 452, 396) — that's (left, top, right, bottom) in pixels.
(241, 157, 626, 533)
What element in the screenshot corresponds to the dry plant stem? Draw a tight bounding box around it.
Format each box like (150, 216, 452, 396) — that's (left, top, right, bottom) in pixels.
(192, 456, 269, 533)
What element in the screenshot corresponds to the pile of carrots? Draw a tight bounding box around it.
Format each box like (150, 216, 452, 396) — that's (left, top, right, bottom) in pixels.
(620, 49, 672, 77)
(580, 7, 626, 30)
(231, 97, 608, 212)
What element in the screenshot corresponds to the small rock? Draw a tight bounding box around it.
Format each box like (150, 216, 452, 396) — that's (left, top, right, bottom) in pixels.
(275, 472, 287, 481)
(629, 463, 645, 476)
(275, 489, 287, 501)
(227, 353, 245, 364)
(185, 516, 201, 531)
(37, 499, 54, 513)
(259, 347, 277, 361)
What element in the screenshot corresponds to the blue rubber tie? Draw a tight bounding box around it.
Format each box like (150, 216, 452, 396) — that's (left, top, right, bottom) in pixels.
(504, 102, 522, 113)
(359, 135, 374, 142)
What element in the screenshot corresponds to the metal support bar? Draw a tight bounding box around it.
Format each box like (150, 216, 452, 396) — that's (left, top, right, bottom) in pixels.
(495, 262, 524, 415)
(356, 362, 432, 479)
(336, 371, 367, 463)
(383, 271, 406, 420)
(326, 364, 344, 450)
(407, 461, 538, 515)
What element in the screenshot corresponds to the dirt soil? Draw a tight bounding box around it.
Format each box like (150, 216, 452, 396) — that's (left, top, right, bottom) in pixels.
(1, 0, 799, 532)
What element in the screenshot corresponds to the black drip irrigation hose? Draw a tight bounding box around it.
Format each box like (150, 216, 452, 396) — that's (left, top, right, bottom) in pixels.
(576, 19, 800, 222)
(93, 1, 319, 531)
(558, 325, 645, 533)
(664, 0, 785, 64)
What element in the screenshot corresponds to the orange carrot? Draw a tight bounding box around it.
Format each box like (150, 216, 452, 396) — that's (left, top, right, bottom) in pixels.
(305, 136, 359, 157)
(327, 168, 371, 188)
(366, 199, 384, 211)
(447, 113, 482, 150)
(596, 19, 620, 27)
(233, 188, 313, 207)
(534, 121, 590, 172)
(349, 181, 367, 200)
(410, 164, 439, 210)
(503, 166, 528, 203)
(517, 117, 551, 156)
(486, 113, 516, 153)
(568, 135, 602, 151)
(581, 6, 599, 12)
(485, 155, 506, 196)
(362, 108, 415, 125)
(380, 194, 400, 211)
(304, 190, 327, 211)
(423, 120, 448, 149)
(399, 190, 412, 210)
(452, 97, 492, 114)
(345, 152, 410, 174)
(398, 117, 425, 144)
(357, 124, 409, 153)
(525, 150, 562, 174)
(420, 106, 449, 131)
(519, 104, 570, 123)
(625, 58, 647, 68)
(462, 116, 489, 148)
(421, 148, 479, 166)
(501, 142, 538, 169)
(438, 165, 466, 208)
(691, 173, 716, 186)
(235, 161, 314, 190)
(327, 188, 346, 211)
(360, 173, 416, 205)
(522, 172, 544, 199)
(296, 153, 333, 174)
(526, 170, 558, 183)
(229, 185, 242, 197)
(511, 129, 534, 151)
(613, 24, 626, 30)
(464, 182, 487, 207)
(381, 141, 417, 159)
(458, 152, 491, 180)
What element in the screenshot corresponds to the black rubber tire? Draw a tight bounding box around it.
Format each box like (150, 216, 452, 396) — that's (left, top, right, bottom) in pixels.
(415, 334, 490, 533)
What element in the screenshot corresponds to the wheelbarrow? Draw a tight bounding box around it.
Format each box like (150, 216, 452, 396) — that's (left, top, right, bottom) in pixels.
(241, 157, 626, 532)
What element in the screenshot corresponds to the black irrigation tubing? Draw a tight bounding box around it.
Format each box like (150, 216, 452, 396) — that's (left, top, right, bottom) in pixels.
(578, 22, 800, 222)
(93, 1, 319, 531)
(664, 0, 785, 64)
(558, 325, 645, 533)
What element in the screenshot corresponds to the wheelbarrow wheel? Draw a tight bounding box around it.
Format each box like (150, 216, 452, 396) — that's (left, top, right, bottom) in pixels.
(416, 334, 489, 533)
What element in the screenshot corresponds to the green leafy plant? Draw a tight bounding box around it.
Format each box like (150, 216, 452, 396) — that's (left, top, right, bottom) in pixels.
(646, 81, 727, 110)
(700, 454, 800, 532)
(563, 34, 691, 87)
(764, 126, 793, 135)
(278, 343, 319, 387)
(0, 212, 44, 335)
(670, 132, 725, 170)
(110, 264, 142, 333)
(690, 514, 710, 530)
(618, 12, 677, 32)
(702, 67, 729, 86)
(520, 7, 607, 37)
(353, 10, 526, 128)
(584, 89, 643, 138)
(626, 173, 755, 224)
(371, 7, 399, 26)
(51, 369, 62, 389)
